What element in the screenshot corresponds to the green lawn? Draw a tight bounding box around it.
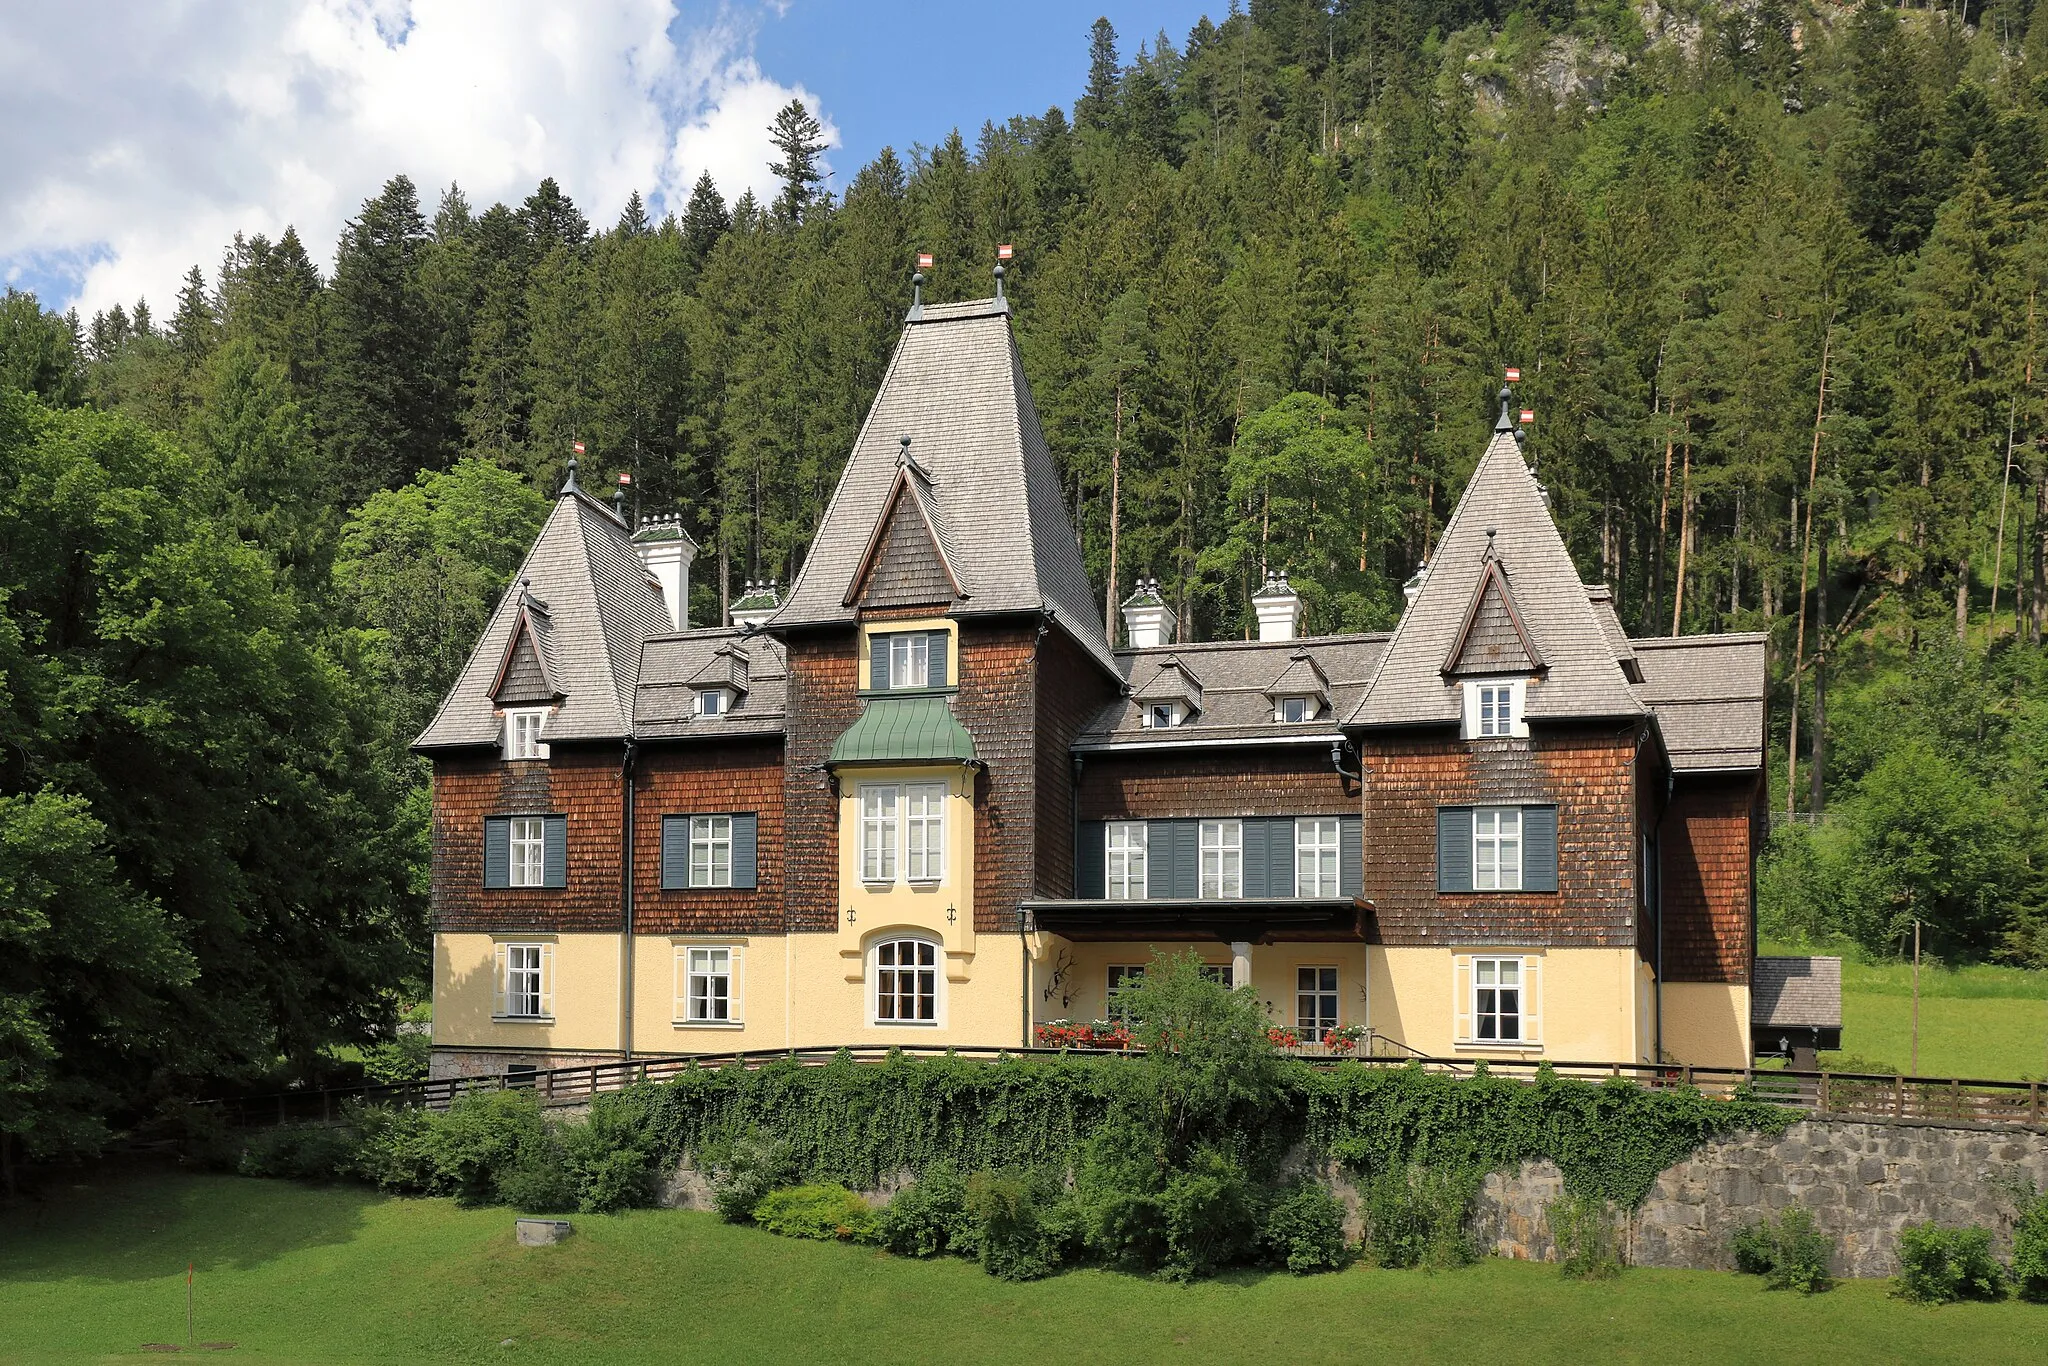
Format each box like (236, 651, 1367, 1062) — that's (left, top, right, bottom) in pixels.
(1762, 942, 2048, 1079)
(3, 1169, 2045, 1364)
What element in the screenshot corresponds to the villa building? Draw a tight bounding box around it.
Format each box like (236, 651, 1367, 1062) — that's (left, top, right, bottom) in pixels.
(417, 290, 1768, 1079)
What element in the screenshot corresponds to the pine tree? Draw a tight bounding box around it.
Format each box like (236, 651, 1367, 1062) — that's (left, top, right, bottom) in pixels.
(768, 100, 831, 226)
(520, 177, 590, 254)
(680, 172, 732, 274)
(1077, 17, 1122, 132)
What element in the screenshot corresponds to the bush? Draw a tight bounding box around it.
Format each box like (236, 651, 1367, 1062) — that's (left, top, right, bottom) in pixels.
(2012, 1188, 2048, 1303)
(559, 1091, 662, 1213)
(964, 1170, 1074, 1281)
(1261, 1182, 1349, 1273)
(346, 1102, 441, 1194)
(878, 1164, 977, 1259)
(1158, 1148, 1259, 1281)
(236, 1123, 355, 1182)
(1896, 1223, 2006, 1304)
(495, 1137, 578, 1214)
(1548, 1192, 1622, 1280)
(703, 1134, 797, 1224)
(1362, 1164, 1476, 1270)
(755, 1184, 878, 1242)
(1731, 1207, 1833, 1293)
(426, 1089, 550, 1207)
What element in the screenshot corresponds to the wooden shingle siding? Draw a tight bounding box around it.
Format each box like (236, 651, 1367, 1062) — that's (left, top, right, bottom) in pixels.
(494, 632, 554, 704)
(859, 502, 955, 608)
(1362, 727, 1637, 947)
(954, 622, 1042, 932)
(780, 633, 861, 931)
(431, 748, 624, 932)
(1659, 774, 1758, 983)
(634, 739, 784, 934)
(1033, 628, 1115, 899)
(1076, 749, 1354, 822)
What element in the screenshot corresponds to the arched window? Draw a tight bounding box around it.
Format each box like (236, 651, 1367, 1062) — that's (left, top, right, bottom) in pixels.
(872, 936, 939, 1025)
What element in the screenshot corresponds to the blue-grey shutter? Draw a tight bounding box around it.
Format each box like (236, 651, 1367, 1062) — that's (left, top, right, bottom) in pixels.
(661, 816, 689, 890)
(542, 815, 567, 889)
(870, 635, 891, 691)
(1273, 818, 1299, 897)
(928, 631, 949, 687)
(1523, 805, 1558, 892)
(1437, 807, 1473, 893)
(1242, 818, 1269, 898)
(1339, 815, 1363, 898)
(1146, 820, 1176, 899)
(1173, 820, 1200, 899)
(483, 817, 511, 888)
(731, 813, 759, 889)
(1076, 821, 1106, 898)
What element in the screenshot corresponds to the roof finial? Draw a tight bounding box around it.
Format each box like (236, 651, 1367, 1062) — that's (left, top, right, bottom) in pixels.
(1494, 386, 1514, 434)
(898, 433, 913, 467)
(909, 252, 931, 321)
(561, 455, 582, 496)
(995, 243, 1013, 302)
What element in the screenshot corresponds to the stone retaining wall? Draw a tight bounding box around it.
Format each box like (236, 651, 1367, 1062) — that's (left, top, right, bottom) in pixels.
(1472, 1119, 2048, 1278)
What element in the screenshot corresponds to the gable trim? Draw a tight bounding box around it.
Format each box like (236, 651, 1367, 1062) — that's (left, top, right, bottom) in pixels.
(1440, 558, 1545, 678)
(489, 603, 560, 702)
(842, 466, 966, 608)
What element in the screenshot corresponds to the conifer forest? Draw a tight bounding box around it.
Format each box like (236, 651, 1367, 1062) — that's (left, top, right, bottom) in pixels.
(3, 1, 2048, 1154)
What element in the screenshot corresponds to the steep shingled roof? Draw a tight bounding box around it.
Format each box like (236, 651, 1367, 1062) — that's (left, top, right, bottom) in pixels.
(634, 629, 788, 741)
(1079, 634, 1388, 748)
(1634, 633, 1768, 771)
(768, 298, 1116, 676)
(415, 489, 672, 749)
(1349, 429, 1646, 728)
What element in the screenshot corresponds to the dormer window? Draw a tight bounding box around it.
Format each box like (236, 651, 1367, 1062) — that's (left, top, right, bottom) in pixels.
(1277, 696, 1317, 724)
(1462, 680, 1528, 740)
(867, 630, 950, 692)
(1146, 701, 1186, 729)
(504, 708, 549, 760)
(696, 688, 729, 717)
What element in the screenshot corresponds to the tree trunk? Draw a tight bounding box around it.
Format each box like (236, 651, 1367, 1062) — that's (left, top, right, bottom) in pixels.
(1811, 537, 1828, 816)
(1104, 386, 1123, 631)
(1955, 559, 1969, 644)
(1655, 397, 1673, 626)
(1670, 429, 1692, 635)
(2034, 456, 2047, 643)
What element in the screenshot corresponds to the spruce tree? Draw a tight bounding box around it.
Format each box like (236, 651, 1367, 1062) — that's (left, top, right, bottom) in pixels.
(768, 100, 831, 225)
(680, 172, 732, 273)
(1077, 17, 1121, 132)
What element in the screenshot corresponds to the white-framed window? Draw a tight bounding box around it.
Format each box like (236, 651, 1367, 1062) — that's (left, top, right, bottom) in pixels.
(689, 815, 733, 888)
(1462, 679, 1528, 739)
(1277, 695, 1316, 724)
(1474, 807, 1523, 890)
(496, 942, 551, 1019)
(697, 688, 727, 716)
(1107, 964, 1146, 1020)
(905, 782, 946, 883)
(1295, 818, 1340, 897)
(1473, 957, 1523, 1042)
(509, 816, 546, 888)
(1297, 966, 1339, 1034)
(1198, 963, 1234, 987)
(873, 937, 939, 1024)
(888, 633, 931, 689)
(505, 708, 549, 760)
(681, 945, 736, 1023)
(859, 784, 899, 884)
(1106, 822, 1148, 900)
(1145, 701, 1185, 729)
(1199, 819, 1242, 898)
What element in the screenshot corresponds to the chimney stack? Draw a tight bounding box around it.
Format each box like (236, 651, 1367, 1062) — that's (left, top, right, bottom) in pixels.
(1252, 569, 1302, 642)
(729, 579, 781, 630)
(1403, 560, 1430, 608)
(1120, 577, 1177, 649)
(631, 514, 698, 631)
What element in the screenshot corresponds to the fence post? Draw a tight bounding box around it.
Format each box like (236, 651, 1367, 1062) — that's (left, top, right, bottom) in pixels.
(1818, 1072, 1830, 1115)
(2032, 1082, 2041, 1127)
(1950, 1077, 1961, 1121)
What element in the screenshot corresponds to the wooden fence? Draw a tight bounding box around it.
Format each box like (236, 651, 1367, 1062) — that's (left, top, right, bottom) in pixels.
(199, 1048, 2048, 1131)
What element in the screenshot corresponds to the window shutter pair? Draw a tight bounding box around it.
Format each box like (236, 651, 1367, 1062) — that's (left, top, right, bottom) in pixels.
(491, 942, 554, 1018)
(868, 631, 950, 690)
(658, 814, 760, 890)
(1145, 819, 1200, 899)
(482, 814, 567, 889)
(1076, 820, 1106, 898)
(1449, 953, 1542, 1046)
(1436, 805, 1557, 892)
(672, 945, 746, 1022)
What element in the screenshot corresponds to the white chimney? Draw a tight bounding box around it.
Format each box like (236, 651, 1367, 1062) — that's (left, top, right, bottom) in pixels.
(1252, 569, 1302, 642)
(632, 516, 697, 631)
(1120, 578, 1177, 649)
(730, 579, 781, 630)
(1403, 559, 1430, 607)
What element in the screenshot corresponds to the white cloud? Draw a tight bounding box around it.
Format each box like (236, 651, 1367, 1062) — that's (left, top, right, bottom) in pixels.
(0, 0, 835, 315)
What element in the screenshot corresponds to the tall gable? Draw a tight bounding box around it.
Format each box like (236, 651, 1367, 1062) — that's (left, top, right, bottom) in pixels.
(847, 461, 964, 610)
(416, 485, 671, 750)
(1350, 419, 1644, 728)
(771, 298, 1115, 675)
(490, 599, 558, 706)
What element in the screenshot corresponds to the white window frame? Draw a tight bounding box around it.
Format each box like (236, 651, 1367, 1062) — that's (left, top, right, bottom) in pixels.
(859, 784, 899, 884)
(1296, 965, 1339, 1035)
(508, 816, 546, 888)
(504, 708, 550, 760)
(1473, 956, 1525, 1043)
(904, 782, 946, 883)
(887, 633, 931, 689)
(871, 936, 940, 1026)
(689, 814, 733, 888)
(1199, 819, 1242, 899)
(1145, 701, 1184, 729)
(498, 942, 550, 1020)
(1106, 964, 1146, 1020)
(1461, 678, 1528, 739)
(1105, 822, 1148, 901)
(696, 688, 728, 717)
(677, 944, 741, 1025)
(1474, 807, 1523, 891)
(1295, 817, 1341, 897)
(1276, 695, 1316, 724)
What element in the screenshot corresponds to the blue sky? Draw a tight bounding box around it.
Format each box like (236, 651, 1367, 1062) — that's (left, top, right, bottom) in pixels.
(0, 1, 1211, 317)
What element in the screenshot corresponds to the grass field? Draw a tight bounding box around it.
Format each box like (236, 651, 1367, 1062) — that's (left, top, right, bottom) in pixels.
(2, 1168, 2044, 1364)
(1761, 941, 2048, 1079)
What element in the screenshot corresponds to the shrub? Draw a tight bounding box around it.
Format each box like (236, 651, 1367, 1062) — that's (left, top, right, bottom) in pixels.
(236, 1123, 355, 1182)
(2012, 1187, 2048, 1303)
(1261, 1182, 1349, 1273)
(1548, 1192, 1622, 1280)
(426, 1089, 551, 1207)
(964, 1170, 1073, 1281)
(878, 1164, 977, 1259)
(703, 1134, 797, 1224)
(1362, 1164, 1477, 1271)
(495, 1137, 578, 1214)
(1896, 1223, 2006, 1304)
(346, 1102, 441, 1194)
(559, 1091, 662, 1213)
(755, 1184, 878, 1242)
(1158, 1148, 1259, 1281)
(1731, 1207, 1834, 1293)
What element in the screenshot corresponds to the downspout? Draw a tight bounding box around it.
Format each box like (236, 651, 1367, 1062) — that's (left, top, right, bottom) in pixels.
(620, 735, 639, 1060)
(1656, 756, 1672, 1065)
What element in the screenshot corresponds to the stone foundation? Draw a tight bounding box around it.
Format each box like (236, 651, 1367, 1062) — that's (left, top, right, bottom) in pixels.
(428, 1046, 621, 1082)
(1471, 1119, 2048, 1278)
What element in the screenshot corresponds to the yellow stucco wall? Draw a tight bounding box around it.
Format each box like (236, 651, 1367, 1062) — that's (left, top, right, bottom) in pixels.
(434, 931, 625, 1054)
(1661, 981, 1751, 1068)
(1366, 945, 1649, 1063)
